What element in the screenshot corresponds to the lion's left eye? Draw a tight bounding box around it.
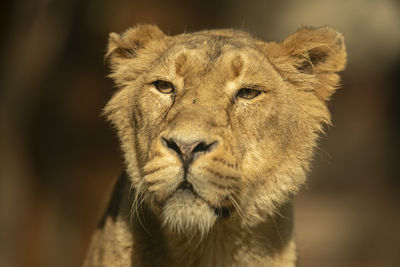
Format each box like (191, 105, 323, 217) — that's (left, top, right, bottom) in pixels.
(235, 88, 261, 100)
(152, 80, 175, 94)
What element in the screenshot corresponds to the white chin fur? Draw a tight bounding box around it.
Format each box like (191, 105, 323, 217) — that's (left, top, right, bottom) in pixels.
(161, 190, 216, 237)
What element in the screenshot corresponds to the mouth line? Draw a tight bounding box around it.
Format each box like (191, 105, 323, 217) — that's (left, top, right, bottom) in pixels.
(161, 181, 233, 219)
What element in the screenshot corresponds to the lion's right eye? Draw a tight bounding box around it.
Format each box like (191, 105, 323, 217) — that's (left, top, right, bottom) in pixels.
(152, 80, 175, 94)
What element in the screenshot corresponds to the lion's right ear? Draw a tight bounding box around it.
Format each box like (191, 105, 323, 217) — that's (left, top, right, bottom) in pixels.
(106, 24, 166, 64)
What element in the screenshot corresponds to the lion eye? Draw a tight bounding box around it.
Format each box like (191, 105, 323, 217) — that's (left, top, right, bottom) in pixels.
(152, 80, 175, 94)
(236, 88, 261, 100)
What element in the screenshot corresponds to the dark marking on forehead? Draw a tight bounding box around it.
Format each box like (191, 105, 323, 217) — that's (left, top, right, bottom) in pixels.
(207, 43, 222, 61)
(169, 33, 257, 79)
(175, 53, 187, 77)
(180, 35, 246, 51)
(230, 55, 244, 79)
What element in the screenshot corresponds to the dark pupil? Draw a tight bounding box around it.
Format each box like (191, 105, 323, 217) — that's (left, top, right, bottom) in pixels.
(243, 89, 252, 95)
(239, 88, 259, 98)
(158, 81, 170, 90)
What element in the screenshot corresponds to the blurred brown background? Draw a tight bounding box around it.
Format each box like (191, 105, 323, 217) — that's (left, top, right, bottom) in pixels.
(1, 0, 399, 266)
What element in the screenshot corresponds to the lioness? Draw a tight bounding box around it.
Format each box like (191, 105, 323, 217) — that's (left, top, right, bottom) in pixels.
(83, 24, 346, 267)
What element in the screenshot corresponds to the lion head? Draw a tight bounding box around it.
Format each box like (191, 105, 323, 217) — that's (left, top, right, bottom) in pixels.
(104, 25, 346, 236)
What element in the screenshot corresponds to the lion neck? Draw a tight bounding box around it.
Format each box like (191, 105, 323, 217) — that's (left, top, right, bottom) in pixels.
(132, 202, 296, 267)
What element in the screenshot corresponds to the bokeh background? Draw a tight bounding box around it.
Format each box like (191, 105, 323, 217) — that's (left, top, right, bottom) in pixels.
(1, 0, 399, 266)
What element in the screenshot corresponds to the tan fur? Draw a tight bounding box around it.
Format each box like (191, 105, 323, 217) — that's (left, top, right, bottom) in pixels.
(83, 24, 346, 266)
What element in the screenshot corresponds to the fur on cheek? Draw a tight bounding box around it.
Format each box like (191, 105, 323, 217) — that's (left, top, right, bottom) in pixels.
(238, 147, 309, 227)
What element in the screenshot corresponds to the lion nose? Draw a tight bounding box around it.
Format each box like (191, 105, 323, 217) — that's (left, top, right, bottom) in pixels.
(162, 137, 218, 166)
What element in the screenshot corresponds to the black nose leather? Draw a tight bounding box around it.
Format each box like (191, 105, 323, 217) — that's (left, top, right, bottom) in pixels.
(162, 137, 218, 167)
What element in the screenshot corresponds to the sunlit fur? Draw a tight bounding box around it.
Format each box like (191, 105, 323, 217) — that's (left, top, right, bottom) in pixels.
(84, 24, 346, 267)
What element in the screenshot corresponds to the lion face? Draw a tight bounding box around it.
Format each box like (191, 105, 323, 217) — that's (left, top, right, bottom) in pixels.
(105, 25, 346, 235)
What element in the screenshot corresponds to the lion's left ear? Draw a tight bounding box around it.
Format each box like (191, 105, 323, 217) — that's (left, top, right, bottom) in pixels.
(265, 27, 347, 100)
(281, 26, 346, 74)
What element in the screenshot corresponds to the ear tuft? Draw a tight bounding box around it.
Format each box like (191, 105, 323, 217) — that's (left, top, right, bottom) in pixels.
(282, 26, 346, 74)
(106, 24, 166, 61)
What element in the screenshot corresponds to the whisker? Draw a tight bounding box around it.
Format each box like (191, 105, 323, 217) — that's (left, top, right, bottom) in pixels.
(271, 215, 284, 247)
(274, 208, 292, 221)
(228, 193, 244, 220)
(131, 182, 150, 235)
(208, 169, 244, 221)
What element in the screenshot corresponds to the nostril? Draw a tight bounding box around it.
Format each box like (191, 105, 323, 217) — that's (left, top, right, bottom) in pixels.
(192, 141, 218, 154)
(162, 137, 183, 157)
(192, 142, 207, 153)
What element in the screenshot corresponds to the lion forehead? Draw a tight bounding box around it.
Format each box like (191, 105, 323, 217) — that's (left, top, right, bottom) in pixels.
(154, 38, 275, 90)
